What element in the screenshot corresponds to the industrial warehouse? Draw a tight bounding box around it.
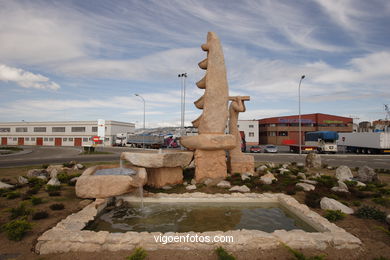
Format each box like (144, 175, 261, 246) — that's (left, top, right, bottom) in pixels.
(0, 120, 135, 147)
(258, 113, 353, 145)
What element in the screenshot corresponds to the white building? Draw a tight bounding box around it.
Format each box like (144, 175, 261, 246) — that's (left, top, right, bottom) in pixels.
(237, 120, 259, 146)
(0, 120, 135, 147)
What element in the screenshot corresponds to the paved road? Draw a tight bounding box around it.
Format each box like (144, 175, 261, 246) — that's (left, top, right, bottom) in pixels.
(0, 146, 389, 169)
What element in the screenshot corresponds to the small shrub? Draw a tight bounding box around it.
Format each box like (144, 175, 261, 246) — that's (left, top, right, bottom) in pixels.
(50, 203, 65, 210)
(126, 247, 147, 260)
(27, 177, 45, 188)
(32, 211, 49, 220)
(26, 186, 40, 195)
(21, 193, 32, 200)
(63, 162, 75, 168)
(305, 191, 323, 208)
(355, 206, 386, 221)
(41, 164, 49, 169)
(344, 180, 357, 188)
(6, 191, 21, 199)
(372, 197, 390, 207)
(9, 203, 31, 219)
(315, 175, 337, 188)
(1, 218, 32, 241)
(30, 196, 43, 205)
(46, 185, 61, 192)
(352, 201, 362, 207)
(324, 210, 346, 222)
(216, 246, 236, 260)
(284, 244, 325, 260)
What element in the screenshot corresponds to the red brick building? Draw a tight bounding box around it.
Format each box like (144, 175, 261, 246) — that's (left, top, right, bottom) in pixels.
(259, 113, 353, 145)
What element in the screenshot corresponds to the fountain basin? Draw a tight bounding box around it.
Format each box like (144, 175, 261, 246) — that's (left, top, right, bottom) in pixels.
(121, 150, 194, 188)
(36, 193, 361, 254)
(75, 164, 147, 199)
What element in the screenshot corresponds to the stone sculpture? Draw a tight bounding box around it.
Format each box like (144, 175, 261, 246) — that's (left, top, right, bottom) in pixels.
(227, 96, 255, 174)
(180, 32, 236, 182)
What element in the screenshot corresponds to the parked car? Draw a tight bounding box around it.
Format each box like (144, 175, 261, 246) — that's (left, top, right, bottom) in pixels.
(249, 145, 262, 153)
(264, 145, 278, 153)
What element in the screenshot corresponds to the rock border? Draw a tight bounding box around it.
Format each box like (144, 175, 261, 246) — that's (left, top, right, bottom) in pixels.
(36, 193, 361, 254)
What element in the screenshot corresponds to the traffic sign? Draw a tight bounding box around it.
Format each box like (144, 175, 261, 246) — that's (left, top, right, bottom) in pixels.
(92, 136, 100, 142)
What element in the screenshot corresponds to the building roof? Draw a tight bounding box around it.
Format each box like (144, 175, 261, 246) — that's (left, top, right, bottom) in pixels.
(258, 113, 352, 124)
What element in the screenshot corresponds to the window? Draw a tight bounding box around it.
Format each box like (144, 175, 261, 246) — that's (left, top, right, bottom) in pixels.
(25, 137, 30, 141)
(71, 127, 85, 132)
(52, 127, 65, 132)
(13, 137, 17, 141)
(105, 137, 110, 141)
(92, 127, 98, 132)
(69, 138, 74, 141)
(83, 138, 88, 142)
(49, 138, 53, 141)
(44, 138, 48, 141)
(34, 127, 46, 132)
(249, 132, 254, 137)
(89, 137, 92, 140)
(0, 128, 10, 132)
(278, 131, 288, 136)
(269, 124, 276, 127)
(16, 127, 27, 132)
(63, 138, 67, 142)
(237, 125, 239, 128)
(249, 125, 254, 128)
(268, 131, 276, 136)
(31, 137, 36, 141)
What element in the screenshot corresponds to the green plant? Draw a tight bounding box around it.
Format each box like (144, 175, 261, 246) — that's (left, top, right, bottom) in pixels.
(30, 196, 43, 205)
(355, 206, 386, 221)
(46, 184, 61, 192)
(372, 197, 390, 207)
(49, 203, 65, 210)
(6, 191, 21, 199)
(41, 164, 49, 169)
(9, 203, 31, 219)
(63, 162, 76, 168)
(126, 247, 147, 260)
(344, 180, 357, 188)
(284, 244, 325, 260)
(324, 210, 346, 222)
(27, 177, 46, 187)
(352, 201, 362, 207)
(1, 218, 32, 241)
(305, 191, 323, 208)
(314, 175, 337, 188)
(32, 211, 49, 220)
(216, 246, 236, 260)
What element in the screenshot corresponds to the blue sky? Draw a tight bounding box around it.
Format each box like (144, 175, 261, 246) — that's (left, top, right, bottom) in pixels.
(0, 0, 389, 128)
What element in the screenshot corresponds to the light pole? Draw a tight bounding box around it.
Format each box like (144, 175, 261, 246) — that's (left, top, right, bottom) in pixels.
(298, 75, 305, 155)
(135, 94, 145, 149)
(178, 73, 187, 136)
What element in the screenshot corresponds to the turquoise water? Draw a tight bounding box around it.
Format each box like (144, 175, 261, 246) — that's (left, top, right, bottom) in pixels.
(85, 202, 317, 233)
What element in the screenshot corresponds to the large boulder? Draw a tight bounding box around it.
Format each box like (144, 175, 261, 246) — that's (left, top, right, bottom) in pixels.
(120, 151, 193, 168)
(18, 176, 29, 184)
(357, 166, 378, 183)
(46, 165, 63, 174)
(296, 182, 315, 191)
(320, 197, 354, 214)
(47, 177, 61, 186)
(260, 172, 277, 185)
(305, 153, 322, 168)
(0, 181, 14, 189)
(27, 169, 48, 178)
(335, 166, 353, 181)
(229, 185, 250, 193)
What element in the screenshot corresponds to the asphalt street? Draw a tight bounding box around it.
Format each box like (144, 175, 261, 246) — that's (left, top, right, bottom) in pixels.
(0, 146, 389, 169)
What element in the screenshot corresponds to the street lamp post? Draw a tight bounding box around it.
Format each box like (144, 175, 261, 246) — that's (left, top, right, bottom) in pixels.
(178, 73, 187, 136)
(135, 94, 145, 149)
(298, 75, 305, 155)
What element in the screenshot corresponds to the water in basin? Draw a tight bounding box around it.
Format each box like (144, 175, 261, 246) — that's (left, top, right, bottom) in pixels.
(85, 202, 316, 233)
(94, 168, 136, 176)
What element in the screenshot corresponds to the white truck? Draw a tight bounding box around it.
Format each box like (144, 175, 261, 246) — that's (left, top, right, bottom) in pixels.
(115, 133, 127, 147)
(337, 132, 390, 154)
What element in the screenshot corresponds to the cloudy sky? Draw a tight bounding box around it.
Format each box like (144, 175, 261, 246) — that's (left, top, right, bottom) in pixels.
(1, 0, 389, 128)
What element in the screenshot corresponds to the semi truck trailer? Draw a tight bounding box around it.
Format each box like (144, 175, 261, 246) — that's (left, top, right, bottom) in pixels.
(337, 132, 390, 154)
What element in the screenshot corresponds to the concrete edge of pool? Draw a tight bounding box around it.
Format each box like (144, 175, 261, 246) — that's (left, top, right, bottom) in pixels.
(35, 193, 362, 254)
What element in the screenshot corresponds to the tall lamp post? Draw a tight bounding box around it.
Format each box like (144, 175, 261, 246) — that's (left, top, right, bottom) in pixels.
(178, 73, 187, 136)
(135, 94, 145, 149)
(298, 75, 305, 155)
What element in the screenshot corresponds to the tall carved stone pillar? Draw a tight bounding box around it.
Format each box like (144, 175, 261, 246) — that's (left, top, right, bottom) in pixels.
(227, 96, 255, 175)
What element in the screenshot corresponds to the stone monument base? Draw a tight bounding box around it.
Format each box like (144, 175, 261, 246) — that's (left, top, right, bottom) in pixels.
(146, 167, 183, 188)
(194, 149, 227, 182)
(228, 154, 255, 175)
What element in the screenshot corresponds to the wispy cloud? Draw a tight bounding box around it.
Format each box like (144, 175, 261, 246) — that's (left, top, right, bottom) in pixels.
(0, 64, 60, 90)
